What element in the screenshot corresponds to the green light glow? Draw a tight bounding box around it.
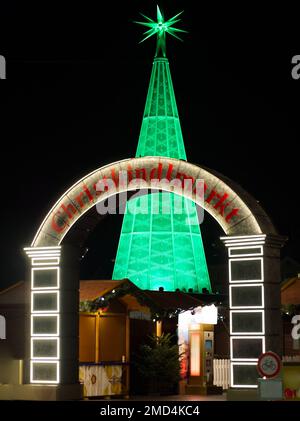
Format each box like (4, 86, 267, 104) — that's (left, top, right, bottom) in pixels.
(113, 7, 211, 292)
(113, 192, 211, 292)
(134, 5, 187, 57)
(136, 56, 186, 159)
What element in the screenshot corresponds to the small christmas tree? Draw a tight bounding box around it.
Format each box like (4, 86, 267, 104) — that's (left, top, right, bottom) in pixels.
(135, 333, 183, 394)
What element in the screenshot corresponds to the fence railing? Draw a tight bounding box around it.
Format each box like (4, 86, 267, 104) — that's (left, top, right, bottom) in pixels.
(213, 356, 300, 390)
(282, 355, 300, 362)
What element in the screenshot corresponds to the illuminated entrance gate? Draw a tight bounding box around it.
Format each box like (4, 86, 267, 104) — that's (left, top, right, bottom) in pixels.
(23, 157, 285, 397)
(22, 6, 285, 397)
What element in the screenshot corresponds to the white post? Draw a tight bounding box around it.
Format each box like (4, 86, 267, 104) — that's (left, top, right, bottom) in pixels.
(0, 315, 6, 339)
(221, 234, 284, 390)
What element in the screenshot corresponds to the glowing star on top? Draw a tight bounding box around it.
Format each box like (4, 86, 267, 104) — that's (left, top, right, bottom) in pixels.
(134, 5, 187, 57)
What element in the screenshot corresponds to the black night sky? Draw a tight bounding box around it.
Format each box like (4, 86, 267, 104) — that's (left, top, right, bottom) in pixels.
(1, 1, 299, 290)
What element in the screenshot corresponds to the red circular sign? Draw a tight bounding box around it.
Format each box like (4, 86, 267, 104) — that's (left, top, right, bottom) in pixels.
(257, 351, 281, 378)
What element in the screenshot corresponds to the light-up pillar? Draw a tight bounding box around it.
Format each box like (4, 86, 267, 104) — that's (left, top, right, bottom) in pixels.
(24, 245, 82, 399)
(221, 234, 285, 391)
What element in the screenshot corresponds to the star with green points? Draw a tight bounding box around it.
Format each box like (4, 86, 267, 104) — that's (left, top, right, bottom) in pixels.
(134, 5, 187, 58)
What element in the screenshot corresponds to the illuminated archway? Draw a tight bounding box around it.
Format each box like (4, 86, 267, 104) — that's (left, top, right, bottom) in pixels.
(24, 157, 285, 396)
(31, 157, 276, 247)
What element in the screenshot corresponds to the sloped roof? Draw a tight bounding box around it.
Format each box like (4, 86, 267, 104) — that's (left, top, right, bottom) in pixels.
(281, 276, 300, 305)
(142, 290, 208, 311)
(79, 280, 225, 311)
(0, 281, 24, 296)
(0, 281, 27, 305)
(281, 276, 299, 291)
(79, 280, 127, 301)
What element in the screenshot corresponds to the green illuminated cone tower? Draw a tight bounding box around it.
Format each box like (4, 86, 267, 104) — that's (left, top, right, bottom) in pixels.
(112, 6, 211, 292)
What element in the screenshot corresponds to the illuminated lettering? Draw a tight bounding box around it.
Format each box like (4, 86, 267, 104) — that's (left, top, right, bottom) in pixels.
(48, 161, 241, 237)
(61, 203, 77, 218)
(83, 184, 94, 202)
(225, 208, 239, 223)
(51, 211, 67, 233)
(135, 167, 147, 180)
(150, 163, 163, 180)
(214, 193, 230, 215)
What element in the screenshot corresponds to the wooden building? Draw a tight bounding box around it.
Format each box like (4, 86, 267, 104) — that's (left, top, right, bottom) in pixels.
(0, 280, 224, 397)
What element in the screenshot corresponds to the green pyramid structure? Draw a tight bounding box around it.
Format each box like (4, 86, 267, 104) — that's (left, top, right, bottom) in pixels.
(112, 7, 211, 292)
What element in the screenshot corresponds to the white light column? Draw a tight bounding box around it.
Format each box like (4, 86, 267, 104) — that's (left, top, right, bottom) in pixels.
(24, 246, 61, 384)
(221, 234, 285, 389)
(221, 235, 267, 388)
